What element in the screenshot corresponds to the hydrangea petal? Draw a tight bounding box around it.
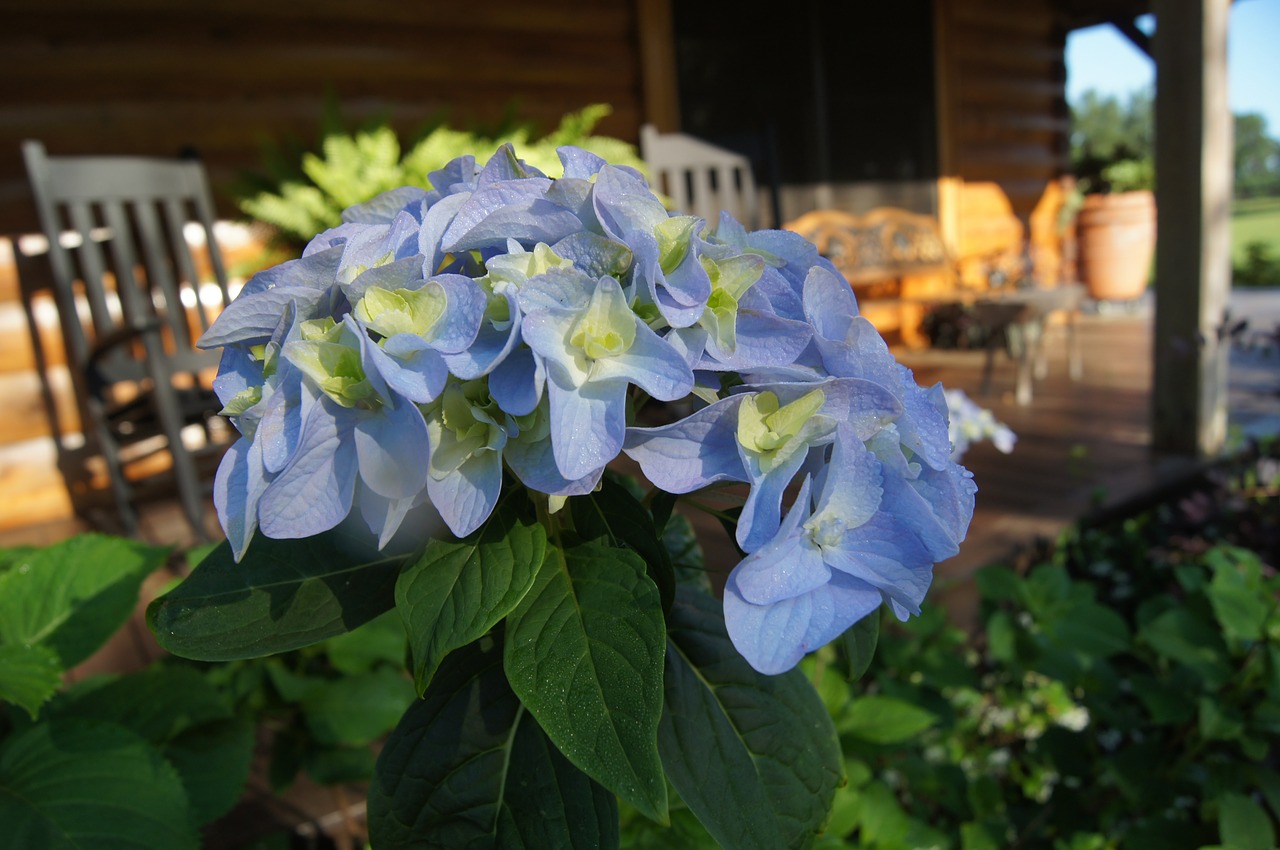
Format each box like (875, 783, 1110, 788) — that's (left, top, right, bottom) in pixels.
(546, 371, 624, 481)
(623, 395, 748, 493)
(258, 398, 358, 539)
(213, 436, 267, 562)
(427, 450, 504, 538)
(723, 570, 880, 675)
(353, 395, 429, 501)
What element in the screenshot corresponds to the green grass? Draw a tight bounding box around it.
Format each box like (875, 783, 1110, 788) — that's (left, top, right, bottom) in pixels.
(1232, 195, 1280, 266)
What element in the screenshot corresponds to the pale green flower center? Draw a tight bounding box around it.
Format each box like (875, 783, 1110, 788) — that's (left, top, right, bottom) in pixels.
(737, 389, 827, 471)
(354, 285, 446, 340)
(428, 381, 505, 478)
(286, 318, 375, 408)
(656, 215, 699, 274)
(570, 283, 636, 361)
(805, 513, 847, 549)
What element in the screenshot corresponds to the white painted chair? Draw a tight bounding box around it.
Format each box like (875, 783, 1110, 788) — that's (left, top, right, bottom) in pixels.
(640, 124, 760, 229)
(20, 140, 236, 539)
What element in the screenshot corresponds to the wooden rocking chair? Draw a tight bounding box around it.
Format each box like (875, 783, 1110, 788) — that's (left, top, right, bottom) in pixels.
(19, 140, 237, 540)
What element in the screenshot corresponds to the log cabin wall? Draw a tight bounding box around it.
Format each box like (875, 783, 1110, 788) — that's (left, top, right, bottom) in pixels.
(0, 0, 651, 236)
(934, 0, 1076, 286)
(0, 0, 655, 537)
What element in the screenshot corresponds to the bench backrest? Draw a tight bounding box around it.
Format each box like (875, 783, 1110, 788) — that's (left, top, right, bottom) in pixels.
(784, 207, 953, 289)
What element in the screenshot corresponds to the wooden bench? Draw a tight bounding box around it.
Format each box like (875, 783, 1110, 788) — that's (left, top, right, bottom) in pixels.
(784, 207, 961, 347)
(784, 205, 1084, 404)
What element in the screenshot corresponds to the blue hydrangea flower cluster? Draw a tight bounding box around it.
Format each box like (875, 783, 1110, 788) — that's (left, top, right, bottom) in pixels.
(202, 144, 976, 675)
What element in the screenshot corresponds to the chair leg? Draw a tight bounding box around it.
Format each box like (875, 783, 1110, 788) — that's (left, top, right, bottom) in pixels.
(91, 409, 140, 538)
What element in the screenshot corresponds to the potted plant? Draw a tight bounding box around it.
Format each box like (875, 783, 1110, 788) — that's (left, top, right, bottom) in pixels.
(1074, 156, 1157, 303)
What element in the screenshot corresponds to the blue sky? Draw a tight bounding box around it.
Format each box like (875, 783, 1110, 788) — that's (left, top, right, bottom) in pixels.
(1065, 0, 1280, 134)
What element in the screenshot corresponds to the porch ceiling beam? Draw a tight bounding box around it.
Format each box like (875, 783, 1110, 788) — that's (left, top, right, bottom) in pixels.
(1151, 0, 1233, 457)
(1108, 16, 1154, 57)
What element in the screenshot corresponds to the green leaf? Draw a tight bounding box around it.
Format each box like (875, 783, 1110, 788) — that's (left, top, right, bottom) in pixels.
(855, 781, 912, 846)
(571, 475, 676, 613)
(0, 643, 62, 718)
(1047, 599, 1131, 659)
(974, 564, 1022, 603)
(397, 495, 546, 692)
(369, 636, 520, 849)
(494, 710, 620, 850)
(50, 666, 231, 742)
(1139, 608, 1232, 687)
(165, 716, 256, 826)
(1253, 766, 1280, 822)
(1199, 697, 1245, 741)
(324, 609, 408, 674)
(659, 587, 843, 850)
(1206, 548, 1270, 642)
(842, 695, 938, 745)
(1218, 792, 1276, 850)
(505, 542, 668, 823)
(841, 612, 880, 682)
(147, 528, 405, 660)
(368, 635, 618, 850)
(0, 534, 169, 667)
(47, 666, 254, 827)
(302, 668, 417, 746)
(0, 719, 199, 849)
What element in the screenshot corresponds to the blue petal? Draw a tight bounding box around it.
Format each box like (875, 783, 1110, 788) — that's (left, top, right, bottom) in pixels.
(737, 443, 816, 553)
(367, 335, 449, 404)
(824, 512, 935, 616)
(426, 274, 488, 354)
(592, 165, 666, 239)
(419, 192, 471, 274)
(803, 265, 858, 341)
(441, 181, 583, 252)
(427, 450, 503, 537)
(213, 436, 267, 562)
(732, 478, 832, 606)
(623, 394, 748, 493)
(199, 286, 327, 348)
(698, 310, 813, 371)
(344, 256, 425, 305)
(590, 318, 694, 401)
(504, 430, 603, 497)
(258, 398, 358, 539)
(546, 371, 625, 481)
(812, 427, 883, 529)
(354, 396, 429, 501)
(552, 231, 635, 279)
(557, 146, 610, 180)
(256, 371, 311, 474)
(723, 569, 880, 675)
(487, 347, 544, 417)
(212, 347, 262, 409)
(342, 187, 429, 225)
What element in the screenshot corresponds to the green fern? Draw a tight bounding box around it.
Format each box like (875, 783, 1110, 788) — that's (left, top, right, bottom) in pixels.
(238, 104, 647, 247)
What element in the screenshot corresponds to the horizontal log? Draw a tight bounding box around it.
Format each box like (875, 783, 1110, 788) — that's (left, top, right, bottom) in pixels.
(0, 0, 633, 35)
(6, 47, 640, 104)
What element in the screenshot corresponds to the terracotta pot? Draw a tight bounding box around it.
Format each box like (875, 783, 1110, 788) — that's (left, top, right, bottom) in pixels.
(1076, 190, 1156, 301)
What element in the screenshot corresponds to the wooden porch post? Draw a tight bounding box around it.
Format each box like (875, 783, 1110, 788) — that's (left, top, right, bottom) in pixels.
(1150, 0, 1233, 457)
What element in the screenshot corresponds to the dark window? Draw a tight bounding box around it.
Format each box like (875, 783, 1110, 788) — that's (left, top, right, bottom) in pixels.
(672, 0, 938, 185)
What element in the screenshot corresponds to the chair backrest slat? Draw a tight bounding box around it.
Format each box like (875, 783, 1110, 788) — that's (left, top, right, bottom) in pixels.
(20, 139, 235, 540)
(640, 124, 760, 229)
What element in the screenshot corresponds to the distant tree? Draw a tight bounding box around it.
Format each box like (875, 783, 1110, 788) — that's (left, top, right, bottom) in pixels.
(1234, 112, 1280, 198)
(1070, 88, 1154, 189)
